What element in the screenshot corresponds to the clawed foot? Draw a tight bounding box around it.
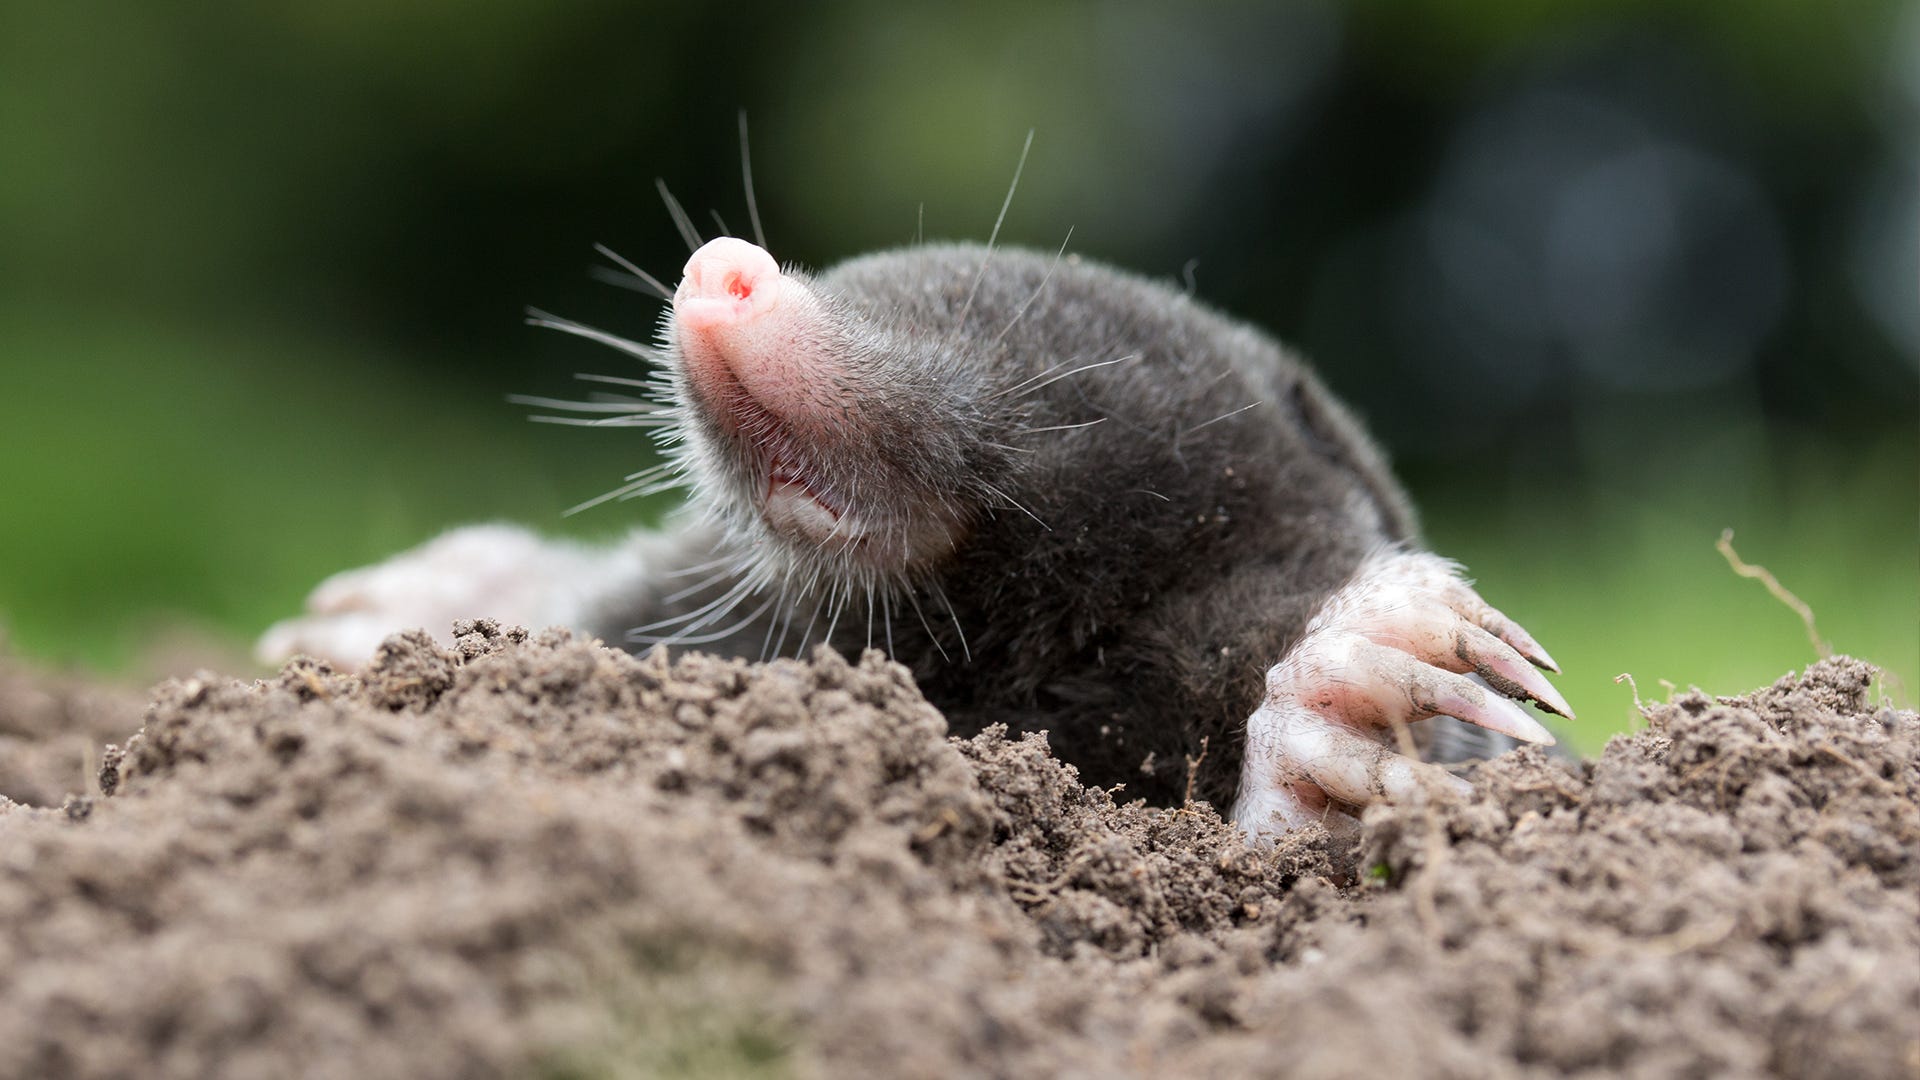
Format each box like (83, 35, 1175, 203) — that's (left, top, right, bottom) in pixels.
(1231, 548, 1572, 840)
(256, 524, 610, 668)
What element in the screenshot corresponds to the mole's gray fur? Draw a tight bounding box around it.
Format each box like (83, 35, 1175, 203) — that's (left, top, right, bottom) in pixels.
(580, 244, 1453, 809)
(264, 235, 1564, 821)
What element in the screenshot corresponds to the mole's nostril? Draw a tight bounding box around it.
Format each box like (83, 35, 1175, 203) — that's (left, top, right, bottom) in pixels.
(677, 236, 780, 307)
(672, 237, 786, 331)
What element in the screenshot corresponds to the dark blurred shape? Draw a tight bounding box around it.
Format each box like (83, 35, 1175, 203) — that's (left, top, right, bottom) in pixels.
(1402, 59, 1790, 416)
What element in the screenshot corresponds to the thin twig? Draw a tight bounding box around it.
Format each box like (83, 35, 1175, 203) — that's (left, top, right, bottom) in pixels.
(1717, 529, 1832, 658)
(1181, 736, 1210, 808)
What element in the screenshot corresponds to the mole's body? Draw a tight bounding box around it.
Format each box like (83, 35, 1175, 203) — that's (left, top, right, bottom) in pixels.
(261, 238, 1570, 837)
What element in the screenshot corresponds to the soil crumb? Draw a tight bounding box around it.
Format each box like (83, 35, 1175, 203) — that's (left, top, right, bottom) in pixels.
(0, 623, 1913, 1079)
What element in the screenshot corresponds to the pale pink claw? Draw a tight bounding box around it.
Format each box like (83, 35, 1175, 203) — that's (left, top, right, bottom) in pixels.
(1361, 603, 1574, 720)
(1428, 574, 1561, 673)
(1233, 548, 1571, 839)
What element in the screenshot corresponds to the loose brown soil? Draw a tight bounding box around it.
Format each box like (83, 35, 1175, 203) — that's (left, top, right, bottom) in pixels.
(1, 622, 1914, 1078)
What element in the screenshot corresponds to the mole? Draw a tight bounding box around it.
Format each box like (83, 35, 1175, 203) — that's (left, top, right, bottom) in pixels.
(258, 229, 1572, 840)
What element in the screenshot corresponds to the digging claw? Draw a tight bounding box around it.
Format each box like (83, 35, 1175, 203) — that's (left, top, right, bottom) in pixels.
(1480, 605, 1561, 674)
(253, 524, 632, 669)
(1232, 548, 1571, 839)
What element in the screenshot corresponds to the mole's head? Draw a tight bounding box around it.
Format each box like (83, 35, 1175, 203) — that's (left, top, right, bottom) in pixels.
(653, 234, 1406, 626)
(663, 237, 1009, 591)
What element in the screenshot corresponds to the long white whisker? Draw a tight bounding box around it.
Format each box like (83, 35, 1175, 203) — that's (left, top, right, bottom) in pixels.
(795, 593, 827, 657)
(589, 266, 670, 299)
(526, 310, 661, 364)
(903, 589, 949, 663)
(574, 372, 659, 390)
(1016, 417, 1107, 435)
(999, 352, 1139, 400)
(639, 575, 759, 637)
(563, 470, 681, 516)
(661, 565, 740, 605)
(822, 584, 847, 650)
(993, 226, 1073, 348)
(880, 588, 896, 657)
(956, 129, 1034, 329)
(739, 110, 768, 250)
(583, 390, 651, 404)
(528, 414, 675, 429)
(708, 209, 731, 238)
(1182, 400, 1264, 436)
(655, 179, 703, 253)
(508, 395, 658, 414)
(982, 481, 1049, 531)
(932, 583, 971, 663)
(593, 244, 672, 301)
(641, 595, 776, 647)
(621, 461, 678, 483)
(663, 553, 739, 580)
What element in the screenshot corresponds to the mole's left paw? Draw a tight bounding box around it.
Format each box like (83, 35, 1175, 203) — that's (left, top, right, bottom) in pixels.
(255, 524, 615, 669)
(1230, 549, 1572, 840)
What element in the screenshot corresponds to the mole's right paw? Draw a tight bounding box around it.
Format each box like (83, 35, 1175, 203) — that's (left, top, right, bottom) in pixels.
(1230, 549, 1571, 841)
(255, 524, 605, 668)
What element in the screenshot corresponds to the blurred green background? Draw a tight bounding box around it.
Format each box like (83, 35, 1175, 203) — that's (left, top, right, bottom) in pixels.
(1, 0, 1914, 750)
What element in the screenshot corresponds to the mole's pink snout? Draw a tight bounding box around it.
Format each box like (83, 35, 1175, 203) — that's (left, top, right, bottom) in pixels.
(673, 237, 785, 332)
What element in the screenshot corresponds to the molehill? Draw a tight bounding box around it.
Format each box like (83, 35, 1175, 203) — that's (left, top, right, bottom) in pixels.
(0, 623, 1914, 1078)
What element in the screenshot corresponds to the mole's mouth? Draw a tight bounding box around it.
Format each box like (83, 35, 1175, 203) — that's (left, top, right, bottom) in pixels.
(688, 358, 823, 499)
(690, 360, 865, 553)
(764, 465, 852, 549)
(767, 461, 843, 520)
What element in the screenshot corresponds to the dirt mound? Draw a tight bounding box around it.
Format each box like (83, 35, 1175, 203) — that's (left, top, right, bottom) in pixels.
(0, 647, 143, 808)
(0, 623, 1913, 1078)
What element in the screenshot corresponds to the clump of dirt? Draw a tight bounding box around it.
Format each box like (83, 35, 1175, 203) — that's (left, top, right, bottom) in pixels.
(0, 624, 1913, 1078)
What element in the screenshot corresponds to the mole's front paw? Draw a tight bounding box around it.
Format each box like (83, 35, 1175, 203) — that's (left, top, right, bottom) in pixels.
(255, 524, 599, 668)
(1230, 549, 1572, 840)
